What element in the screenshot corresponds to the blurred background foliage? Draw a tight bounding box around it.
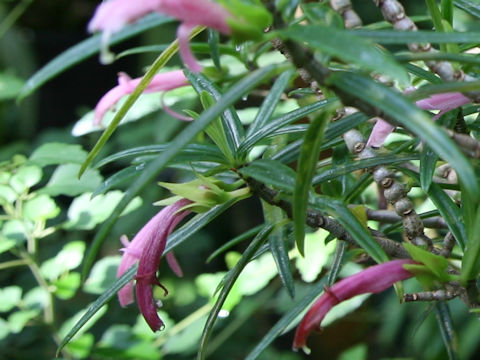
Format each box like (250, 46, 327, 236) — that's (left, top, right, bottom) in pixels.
(2, 0, 480, 359)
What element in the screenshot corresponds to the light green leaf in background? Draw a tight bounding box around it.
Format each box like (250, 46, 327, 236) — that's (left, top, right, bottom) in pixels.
(83, 256, 121, 295)
(9, 165, 42, 193)
(23, 194, 60, 222)
(295, 229, 336, 283)
(29, 142, 87, 166)
(280, 24, 409, 85)
(0, 72, 24, 100)
(64, 191, 142, 230)
(0, 286, 22, 312)
(40, 241, 86, 281)
(40, 164, 102, 196)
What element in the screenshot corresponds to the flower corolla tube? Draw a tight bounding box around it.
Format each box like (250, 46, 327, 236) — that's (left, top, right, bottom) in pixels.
(293, 259, 416, 352)
(93, 70, 190, 125)
(367, 92, 470, 147)
(117, 198, 191, 331)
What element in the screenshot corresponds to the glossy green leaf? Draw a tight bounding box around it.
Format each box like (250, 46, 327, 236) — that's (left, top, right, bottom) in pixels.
(197, 224, 273, 360)
(428, 184, 466, 250)
(294, 109, 332, 255)
(246, 69, 294, 136)
(327, 71, 479, 200)
(311, 196, 389, 263)
(461, 203, 480, 282)
(95, 143, 226, 168)
(81, 65, 278, 279)
(238, 99, 335, 154)
(244, 277, 327, 360)
(206, 224, 264, 263)
(18, 14, 173, 100)
(396, 51, 480, 65)
(92, 166, 142, 197)
(434, 302, 459, 360)
(454, 0, 480, 18)
(313, 154, 418, 186)
(420, 147, 438, 192)
(186, 71, 245, 156)
(327, 241, 346, 286)
(280, 25, 409, 85)
(403, 243, 450, 282)
(408, 81, 480, 100)
(238, 159, 296, 192)
(351, 29, 480, 43)
(263, 202, 294, 298)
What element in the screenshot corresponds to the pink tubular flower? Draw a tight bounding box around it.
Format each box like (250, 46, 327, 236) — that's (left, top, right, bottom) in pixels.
(367, 92, 471, 147)
(93, 70, 189, 126)
(88, 0, 232, 70)
(293, 259, 416, 352)
(117, 198, 191, 331)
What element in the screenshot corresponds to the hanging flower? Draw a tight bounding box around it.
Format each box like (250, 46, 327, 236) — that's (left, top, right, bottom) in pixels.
(367, 92, 471, 147)
(88, 0, 232, 70)
(117, 198, 191, 331)
(293, 259, 416, 352)
(93, 70, 189, 126)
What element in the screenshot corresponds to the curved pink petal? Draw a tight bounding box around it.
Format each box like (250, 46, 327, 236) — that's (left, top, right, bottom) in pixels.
(366, 119, 396, 148)
(158, 0, 232, 34)
(366, 92, 471, 147)
(93, 70, 189, 125)
(177, 23, 203, 72)
(293, 259, 416, 351)
(135, 199, 191, 331)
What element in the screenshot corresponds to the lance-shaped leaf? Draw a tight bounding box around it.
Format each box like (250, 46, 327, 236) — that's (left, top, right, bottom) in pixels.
(279, 24, 409, 85)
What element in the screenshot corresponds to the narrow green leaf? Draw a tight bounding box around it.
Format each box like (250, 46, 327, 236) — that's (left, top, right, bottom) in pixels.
(294, 109, 332, 255)
(442, 0, 454, 25)
(197, 224, 273, 360)
(313, 155, 418, 186)
(238, 99, 335, 154)
(82, 65, 278, 279)
(328, 71, 479, 200)
(454, 0, 480, 18)
(461, 203, 480, 282)
(91, 166, 141, 197)
(186, 71, 245, 155)
(327, 241, 346, 286)
(434, 302, 459, 360)
(396, 51, 480, 65)
(262, 202, 295, 298)
(245, 277, 327, 360)
(206, 224, 264, 263)
(247, 69, 294, 137)
(426, 0, 447, 51)
(311, 196, 389, 263)
(19, 14, 173, 100)
(403, 243, 450, 281)
(408, 81, 480, 101)
(420, 147, 438, 192)
(95, 143, 226, 168)
(56, 264, 137, 356)
(208, 29, 221, 70)
(238, 159, 296, 192)
(351, 29, 480, 44)
(405, 63, 443, 84)
(280, 25, 409, 85)
(428, 184, 466, 250)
